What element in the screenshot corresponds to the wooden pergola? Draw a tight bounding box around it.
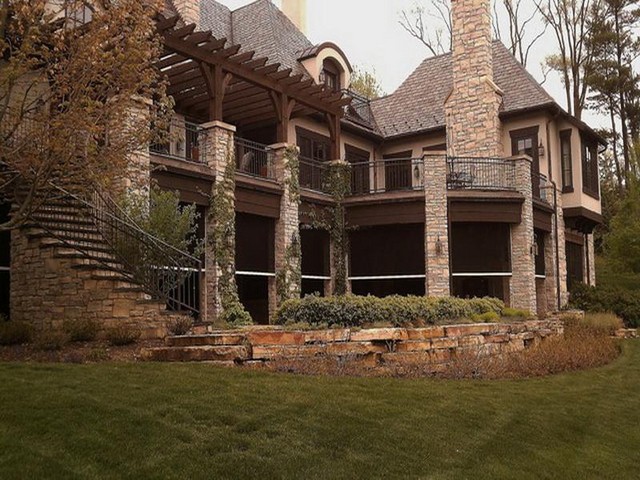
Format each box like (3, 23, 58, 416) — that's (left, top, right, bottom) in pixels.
(155, 14, 350, 157)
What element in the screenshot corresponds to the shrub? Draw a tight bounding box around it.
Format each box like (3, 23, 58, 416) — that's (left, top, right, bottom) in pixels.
(570, 283, 640, 328)
(501, 308, 531, 319)
(222, 303, 254, 328)
(472, 311, 501, 323)
(0, 321, 33, 346)
(105, 325, 141, 346)
(581, 312, 624, 334)
(35, 330, 68, 351)
(167, 317, 193, 336)
(274, 295, 506, 329)
(63, 319, 101, 342)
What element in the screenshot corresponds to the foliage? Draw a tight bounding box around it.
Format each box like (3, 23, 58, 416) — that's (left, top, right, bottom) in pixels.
(275, 147, 302, 305)
(501, 307, 532, 318)
(167, 317, 193, 337)
(606, 184, 640, 273)
(349, 66, 385, 99)
(105, 325, 141, 346)
(62, 319, 101, 343)
(123, 185, 202, 256)
(35, 330, 68, 352)
(581, 312, 624, 334)
(275, 294, 506, 328)
(209, 147, 252, 325)
(0, 0, 171, 231)
(570, 282, 640, 327)
(0, 321, 33, 346)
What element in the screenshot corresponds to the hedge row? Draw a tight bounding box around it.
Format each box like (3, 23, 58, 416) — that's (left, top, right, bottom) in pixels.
(274, 295, 506, 328)
(570, 283, 640, 328)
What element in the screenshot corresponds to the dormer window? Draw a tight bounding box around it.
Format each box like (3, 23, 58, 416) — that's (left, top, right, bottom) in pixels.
(320, 59, 340, 92)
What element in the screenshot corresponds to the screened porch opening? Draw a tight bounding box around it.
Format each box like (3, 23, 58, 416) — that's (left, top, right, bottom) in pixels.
(0, 203, 9, 318)
(349, 224, 425, 297)
(301, 228, 330, 297)
(451, 222, 511, 302)
(566, 239, 585, 291)
(235, 213, 275, 324)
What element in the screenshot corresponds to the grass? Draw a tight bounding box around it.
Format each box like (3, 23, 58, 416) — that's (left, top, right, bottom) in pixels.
(1, 343, 640, 479)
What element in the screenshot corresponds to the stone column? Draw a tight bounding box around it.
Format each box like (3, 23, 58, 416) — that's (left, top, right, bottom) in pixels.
(201, 121, 236, 324)
(556, 196, 568, 307)
(269, 143, 301, 318)
(327, 160, 351, 296)
(509, 156, 537, 314)
(424, 153, 450, 297)
(543, 186, 568, 313)
(586, 233, 596, 287)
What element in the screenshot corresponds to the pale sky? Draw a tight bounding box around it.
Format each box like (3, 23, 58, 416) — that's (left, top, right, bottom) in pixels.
(217, 0, 604, 128)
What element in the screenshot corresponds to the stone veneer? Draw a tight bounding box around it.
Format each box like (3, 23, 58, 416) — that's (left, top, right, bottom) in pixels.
(586, 234, 596, 287)
(445, 0, 503, 157)
(510, 156, 537, 313)
(424, 153, 450, 296)
(144, 319, 565, 365)
(269, 143, 301, 314)
(201, 121, 236, 324)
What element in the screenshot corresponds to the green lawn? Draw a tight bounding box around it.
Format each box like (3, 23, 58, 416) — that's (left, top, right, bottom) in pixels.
(1, 344, 639, 479)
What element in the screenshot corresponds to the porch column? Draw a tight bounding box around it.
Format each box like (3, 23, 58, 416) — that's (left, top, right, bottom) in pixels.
(269, 143, 301, 318)
(424, 153, 450, 297)
(509, 155, 537, 314)
(328, 160, 350, 296)
(201, 120, 236, 324)
(543, 186, 568, 313)
(586, 233, 596, 287)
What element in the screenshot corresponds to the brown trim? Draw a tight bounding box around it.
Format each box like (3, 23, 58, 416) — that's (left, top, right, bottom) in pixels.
(580, 133, 600, 200)
(235, 187, 281, 219)
(347, 200, 424, 227)
(449, 200, 522, 224)
(533, 208, 553, 233)
(345, 144, 370, 163)
(565, 229, 584, 245)
(559, 129, 574, 193)
(298, 42, 354, 73)
(383, 150, 413, 159)
(424, 143, 446, 152)
(509, 125, 540, 139)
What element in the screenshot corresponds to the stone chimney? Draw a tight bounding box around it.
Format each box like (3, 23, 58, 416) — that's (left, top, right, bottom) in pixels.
(281, 0, 307, 34)
(445, 0, 503, 158)
(173, 0, 200, 27)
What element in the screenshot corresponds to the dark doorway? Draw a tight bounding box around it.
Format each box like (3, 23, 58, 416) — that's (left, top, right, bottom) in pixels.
(566, 240, 584, 291)
(301, 228, 330, 297)
(383, 151, 413, 192)
(0, 203, 10, 318)
(235, 213, 274, 324)
(450, 222, 511, 301)
(350, 224, 425, 297)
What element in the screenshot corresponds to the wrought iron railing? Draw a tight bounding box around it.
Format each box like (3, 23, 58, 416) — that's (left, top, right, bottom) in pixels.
(150, 121, 206, 164)
(299, 157, 331, 193)
(235, 137, 275, 179)
(349, 159, 424, 195)
(446, 157, 517, 191)
(37, 184, 202, 317)
(342, 89, 376, 127)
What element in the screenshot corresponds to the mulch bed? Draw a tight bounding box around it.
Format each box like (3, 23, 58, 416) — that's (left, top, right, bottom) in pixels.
(0, 339, 164, 364)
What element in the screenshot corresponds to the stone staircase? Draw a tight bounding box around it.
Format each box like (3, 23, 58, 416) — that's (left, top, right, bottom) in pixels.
(11, 191, 197, 337)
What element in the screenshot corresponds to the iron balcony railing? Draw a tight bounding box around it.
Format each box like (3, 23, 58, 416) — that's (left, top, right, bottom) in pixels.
(235, 137, 276, 180)
(350, 158, 424, 195)
(446, 157, 517, 192)
(299, 156, 331, 194)
(37, 184, 202, 317)
(150, 121, 206, 165)
(342, 89, 376, 127)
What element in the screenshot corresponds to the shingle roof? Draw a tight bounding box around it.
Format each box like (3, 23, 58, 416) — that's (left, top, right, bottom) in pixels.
(370, 42, 556, 139)
(199, 0, 313, 79)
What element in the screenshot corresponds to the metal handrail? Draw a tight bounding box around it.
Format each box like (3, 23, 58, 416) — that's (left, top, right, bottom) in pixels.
(235, 137, 275, 179)
(299, 156, 331, 193)
(349, 158, 424, 194)
(150, 121, 205, 164)
(446, 157, 517, 191)
(40, 183, 202, 316)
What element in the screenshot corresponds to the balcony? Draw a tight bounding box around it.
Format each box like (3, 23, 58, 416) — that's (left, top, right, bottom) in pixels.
(150, 121, 206, 165)
(350, 158, 424, 195)
(300, 157, 331, 194)
(235, 138, 276, 180)
(446, 157, 517, 192)
(342, 89, 376, 128)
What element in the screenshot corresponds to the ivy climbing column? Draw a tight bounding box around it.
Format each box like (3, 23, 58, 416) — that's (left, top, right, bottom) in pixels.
(201, 121, 250, 326)
(327, 160, 351, 296)
(270, 143, 302, 317)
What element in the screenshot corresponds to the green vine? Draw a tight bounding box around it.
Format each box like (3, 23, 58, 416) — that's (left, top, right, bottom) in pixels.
(309, 161, 352, 296)
(209, 141, 252, 326)
(275, 146, 302, 306)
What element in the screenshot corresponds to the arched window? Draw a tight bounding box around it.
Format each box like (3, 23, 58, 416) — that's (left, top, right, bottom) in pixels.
(319, 58, 341, 92)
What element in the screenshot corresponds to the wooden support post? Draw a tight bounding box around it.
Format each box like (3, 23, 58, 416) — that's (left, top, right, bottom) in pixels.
(326, 113, 341, 159)
(270, 92, 296, 143)
(201, 63, 232, 122)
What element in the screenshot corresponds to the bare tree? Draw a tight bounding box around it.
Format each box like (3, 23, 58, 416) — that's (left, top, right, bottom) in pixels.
(399, 0, 452, 57)
(534, 0, 601, 120)
(400, 0, 545, 68)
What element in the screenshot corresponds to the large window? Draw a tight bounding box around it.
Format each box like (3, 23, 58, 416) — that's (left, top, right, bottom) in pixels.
(510, 126, 541, 198)
(581, 136, 599, 199)
(320, 59, 341, 92)
(560, 129, 573, 192)
(296, 127, 330, 162)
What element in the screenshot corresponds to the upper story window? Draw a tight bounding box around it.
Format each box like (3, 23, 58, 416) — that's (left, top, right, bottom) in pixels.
(581, 136, 599, 199)
(560, 129, 573, 192)
(319, 59, 341, 92)
(296, 127, 329, 162)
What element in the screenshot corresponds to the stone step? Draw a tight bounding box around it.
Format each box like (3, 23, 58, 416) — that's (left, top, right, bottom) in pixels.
(140, 345, 250, 362)
(166, 333, 247, 347)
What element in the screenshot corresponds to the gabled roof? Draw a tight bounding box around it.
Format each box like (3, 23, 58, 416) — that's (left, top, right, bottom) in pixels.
(371, 42, 556, 139)
(199, 0, 314, 79)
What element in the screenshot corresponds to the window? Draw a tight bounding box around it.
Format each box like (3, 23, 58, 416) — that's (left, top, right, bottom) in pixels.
(296, 128, 330, 162)
(581, 136, 599, 199)
(345, 145, 370, 195)
(560, 130, 573, 192)
(320, 59, 341, 92)
(510, 126, 540, 198)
